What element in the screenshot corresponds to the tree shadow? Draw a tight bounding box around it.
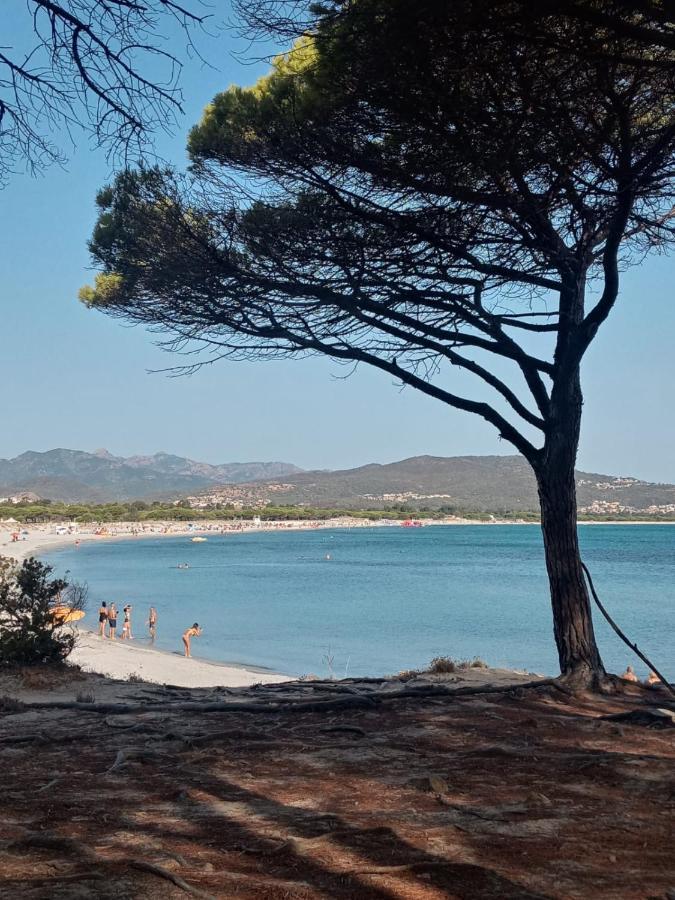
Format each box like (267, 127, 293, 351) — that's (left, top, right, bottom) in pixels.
(115, 756, 553, 899)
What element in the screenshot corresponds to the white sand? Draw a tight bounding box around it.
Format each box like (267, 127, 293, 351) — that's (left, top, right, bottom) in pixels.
(1, 528, 82, 561)
(69, 630, 289, 688)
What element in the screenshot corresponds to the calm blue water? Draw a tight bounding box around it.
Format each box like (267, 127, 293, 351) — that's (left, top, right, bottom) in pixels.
(42, 525, 674, 679)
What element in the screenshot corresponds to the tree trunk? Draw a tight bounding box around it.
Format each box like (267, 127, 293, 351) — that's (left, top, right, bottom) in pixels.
(535, 454, 605, 684)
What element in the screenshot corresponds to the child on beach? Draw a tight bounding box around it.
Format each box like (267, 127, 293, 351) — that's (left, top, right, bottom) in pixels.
(182, 623, 201, 658)
(108, 603, 117, 640)
(98, 601, 108, 638)
(148, 607, 157, 644)
(620, 665, 638, 682)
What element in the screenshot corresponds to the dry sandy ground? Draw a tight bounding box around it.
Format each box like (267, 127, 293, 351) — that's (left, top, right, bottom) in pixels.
(0, 665, 673, 899)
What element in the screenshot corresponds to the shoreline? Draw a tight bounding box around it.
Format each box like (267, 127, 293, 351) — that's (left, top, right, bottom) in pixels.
(0, 527, 299, 688)
(0, 518, 669, 688)
(68, 628, 291, 689)
(3, 514, 674, 565)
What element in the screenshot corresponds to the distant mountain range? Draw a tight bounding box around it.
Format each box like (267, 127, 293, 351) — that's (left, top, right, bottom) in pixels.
(1, 450, 674, 515)
(187, 455, 675, 516)
(0, 449, 302, 502)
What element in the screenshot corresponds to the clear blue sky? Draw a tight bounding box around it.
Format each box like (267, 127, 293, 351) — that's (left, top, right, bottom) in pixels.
(1, 6, 674, 480)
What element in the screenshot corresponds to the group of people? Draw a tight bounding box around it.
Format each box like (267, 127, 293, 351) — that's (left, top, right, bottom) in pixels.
(97, 601, 201, 656)
(621, 665, 662, 687)
(97, 601, 148, 642)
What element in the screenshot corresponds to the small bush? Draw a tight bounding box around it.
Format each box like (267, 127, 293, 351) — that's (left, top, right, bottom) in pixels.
(0, 694, 25, 712)
(470, 657, 488, 669)
(76, 690, 95, 704)
(428, 656, 457, 674)
(0, 556, 86, 666)
(127, 672, 144, 683)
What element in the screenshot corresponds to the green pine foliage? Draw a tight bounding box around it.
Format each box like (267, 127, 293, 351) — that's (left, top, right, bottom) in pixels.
(0, 557, 85, 665)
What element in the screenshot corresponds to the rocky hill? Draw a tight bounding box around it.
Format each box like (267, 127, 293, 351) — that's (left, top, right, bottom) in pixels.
(2, 449, 673, 514)
(0, 449, 302, 502)
(187, 454, 675, 515)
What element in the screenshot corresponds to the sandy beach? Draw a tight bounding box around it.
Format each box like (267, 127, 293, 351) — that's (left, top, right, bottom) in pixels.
(0, 526, 293, 688)
(68, 629, 289, 688)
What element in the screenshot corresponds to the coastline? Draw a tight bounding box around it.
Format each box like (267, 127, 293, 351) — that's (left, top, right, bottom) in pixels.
(1, 517, 416, 565)
(1, 518, 670, 688)
(68, 628, 290, 689)
(0, 526, 296, 689)
(3, 514, 673, 567)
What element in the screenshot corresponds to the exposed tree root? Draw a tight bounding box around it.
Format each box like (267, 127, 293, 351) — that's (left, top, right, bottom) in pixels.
(130, 859, 217, 899)
(107, 747, 170, 772)
(21, 693, 377, 716)
(318, 724, 367, 736)
(36, 777, 60, 793)
(18, 677, 555, 718)
(355, 861, 462, 875)
(601, 707, 675, 728)
(6, 830, 215, 899)
(377, 678, 555, 702)
(238, 838, 293, 855)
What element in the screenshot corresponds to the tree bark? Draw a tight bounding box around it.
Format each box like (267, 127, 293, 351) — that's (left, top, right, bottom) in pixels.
(535, 445, 605, 684)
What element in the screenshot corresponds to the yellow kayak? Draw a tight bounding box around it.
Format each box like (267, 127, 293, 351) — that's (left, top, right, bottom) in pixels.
(191, 536, 207, 542)
(50, 606, 85, 624)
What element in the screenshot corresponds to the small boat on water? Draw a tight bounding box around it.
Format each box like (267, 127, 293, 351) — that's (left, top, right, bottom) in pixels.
(191, 536, 208, 543)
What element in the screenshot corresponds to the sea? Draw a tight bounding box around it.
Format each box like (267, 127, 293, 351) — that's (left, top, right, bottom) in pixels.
(42, 524, 674, 679)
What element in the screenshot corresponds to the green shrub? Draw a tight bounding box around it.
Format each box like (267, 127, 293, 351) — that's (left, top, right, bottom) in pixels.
(0, 556, 86, 665)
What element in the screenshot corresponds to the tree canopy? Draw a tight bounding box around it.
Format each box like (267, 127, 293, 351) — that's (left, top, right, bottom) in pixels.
(82, 0, 675, 469)
(81, 0, 675, 680)
(0, 0, 206, 182)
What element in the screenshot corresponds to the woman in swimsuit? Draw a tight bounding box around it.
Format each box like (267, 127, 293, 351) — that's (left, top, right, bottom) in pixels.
(121, 605, 133, 640)
(182, 623, 201, 658)
(98, 602, 108, 638)
(148, 606, 157, 644)
(108, 603, 117, 640)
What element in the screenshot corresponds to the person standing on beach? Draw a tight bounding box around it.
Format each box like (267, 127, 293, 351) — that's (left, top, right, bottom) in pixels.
(148, 606, 157, 644)
(108, 603, 117, 640)
(182, 623, 201, 658)
(98, 601, 108, 638)
(121, 605, 133, 640)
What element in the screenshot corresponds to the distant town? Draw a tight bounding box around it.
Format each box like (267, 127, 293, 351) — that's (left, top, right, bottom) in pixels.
(2, 450, 675, 519)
